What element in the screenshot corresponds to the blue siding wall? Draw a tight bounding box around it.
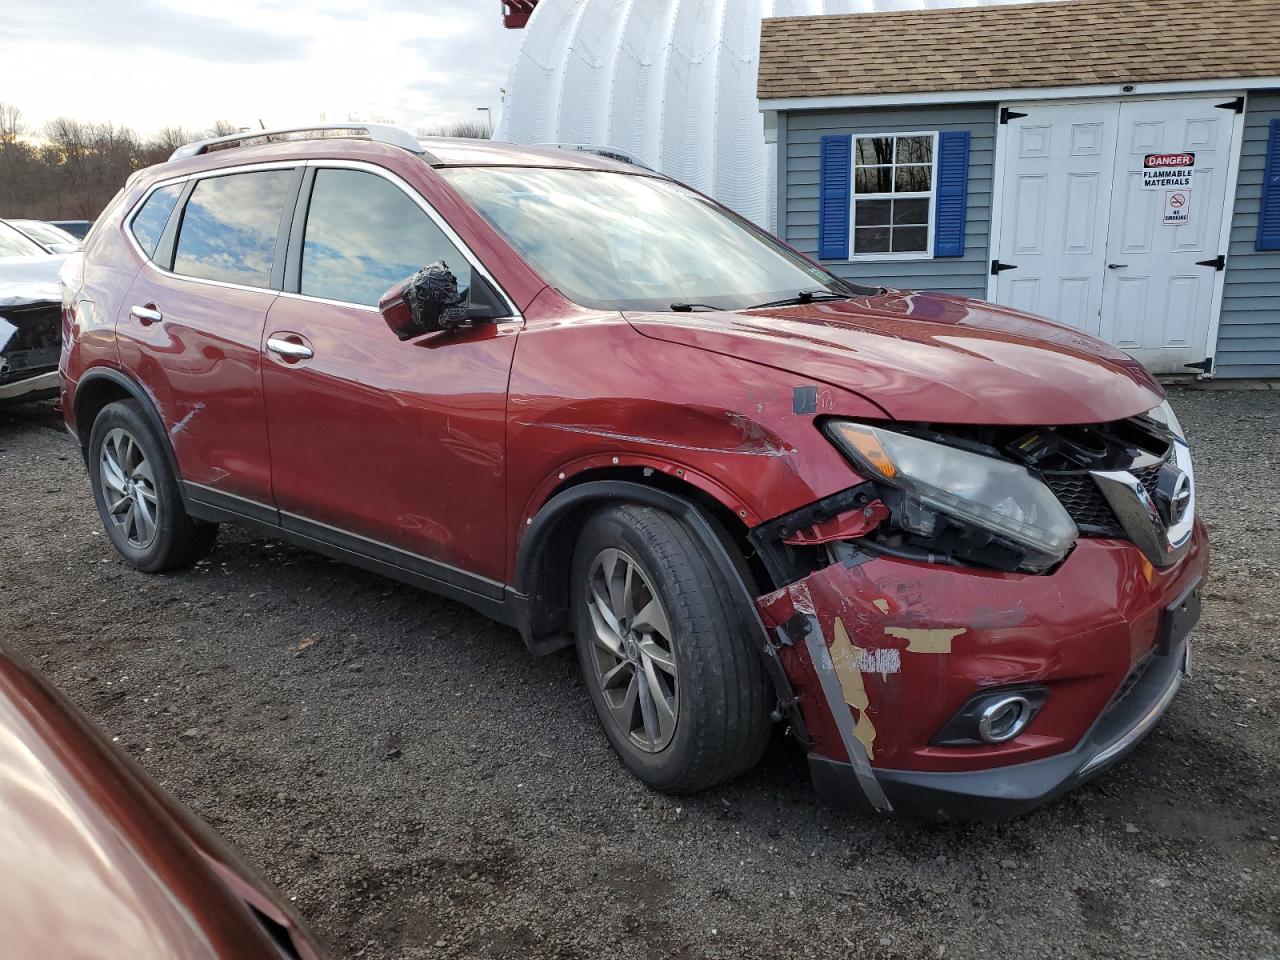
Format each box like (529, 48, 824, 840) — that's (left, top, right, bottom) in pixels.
(1219, 92, 1280, 378)
(781, 105, 996, 298)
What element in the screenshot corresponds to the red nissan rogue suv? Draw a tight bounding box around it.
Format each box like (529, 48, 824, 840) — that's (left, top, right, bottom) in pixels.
(59, 125, 1206, 819)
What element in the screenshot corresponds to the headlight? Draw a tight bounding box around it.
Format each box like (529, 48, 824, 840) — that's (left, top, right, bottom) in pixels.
(1146, 399, 1186, 441)
(825, 421, 1078, 570)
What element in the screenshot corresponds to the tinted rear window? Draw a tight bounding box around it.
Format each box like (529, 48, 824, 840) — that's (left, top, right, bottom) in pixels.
(130, 184, 182, 258)
(173, 170, 294, 287)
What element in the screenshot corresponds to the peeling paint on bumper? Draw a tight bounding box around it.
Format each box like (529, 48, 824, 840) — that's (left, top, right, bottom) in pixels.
(755, 521, 1209, 818)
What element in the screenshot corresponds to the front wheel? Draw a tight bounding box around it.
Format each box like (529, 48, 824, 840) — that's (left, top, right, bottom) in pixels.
(571, 503, 771, 793)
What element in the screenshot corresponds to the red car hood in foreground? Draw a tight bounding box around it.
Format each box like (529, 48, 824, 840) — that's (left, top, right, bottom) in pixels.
(627, 290, 1164, 425)
(0, 649, 324, 960)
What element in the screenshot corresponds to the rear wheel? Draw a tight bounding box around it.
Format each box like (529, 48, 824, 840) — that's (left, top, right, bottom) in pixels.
(88, 400, 217, 572)
(572, 503, 771, 793)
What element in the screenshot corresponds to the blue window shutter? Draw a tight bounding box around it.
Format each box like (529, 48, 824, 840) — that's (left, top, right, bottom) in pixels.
(1259, 119, 1280, 251)
(818, 135, 851, 259)
(933, 131, 971, 258)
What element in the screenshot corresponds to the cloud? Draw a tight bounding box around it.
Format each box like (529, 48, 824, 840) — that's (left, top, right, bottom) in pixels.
(0, 0, 524, 137)
(5, 0, 308, 63)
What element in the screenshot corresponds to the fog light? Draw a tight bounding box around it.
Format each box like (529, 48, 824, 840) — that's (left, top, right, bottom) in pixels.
(977, 695, 1033, 743)
(930, 685, 1048, 747)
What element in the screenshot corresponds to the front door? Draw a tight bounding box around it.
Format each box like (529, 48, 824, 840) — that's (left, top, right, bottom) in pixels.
(260, 164, 519, 584)
(994, 97, 1241, 373)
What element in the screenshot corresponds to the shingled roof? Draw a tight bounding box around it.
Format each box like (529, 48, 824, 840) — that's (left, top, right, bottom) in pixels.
(758, 0, 1280, 101)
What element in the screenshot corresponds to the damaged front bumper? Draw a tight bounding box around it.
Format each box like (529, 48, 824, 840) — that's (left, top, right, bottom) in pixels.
(756, 523, 1208, 821)
(0, 299, 62, 404)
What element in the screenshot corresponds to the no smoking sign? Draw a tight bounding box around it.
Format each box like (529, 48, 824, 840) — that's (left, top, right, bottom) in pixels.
(1164, 189, 1191, 225)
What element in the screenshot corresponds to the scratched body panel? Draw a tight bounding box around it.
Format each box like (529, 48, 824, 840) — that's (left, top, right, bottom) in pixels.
(758, 527, 1209, 774)
(504, 288, 887, 578)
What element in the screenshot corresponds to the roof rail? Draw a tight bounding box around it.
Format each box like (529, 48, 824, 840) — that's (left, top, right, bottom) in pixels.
(169, 123, 426, 161)
(539, 143, 654, 171)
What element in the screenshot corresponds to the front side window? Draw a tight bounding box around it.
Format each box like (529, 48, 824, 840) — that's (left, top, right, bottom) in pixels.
(172, 170, 294, 287)
(442, 167, 853, 312)
(851, 133, 936, 257)
(300, 168, 471, 307)
(130, 183, 183, 259)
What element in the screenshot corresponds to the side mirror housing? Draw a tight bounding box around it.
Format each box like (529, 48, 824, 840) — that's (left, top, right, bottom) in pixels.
(379, 260, 459, 341)
(379, 261, 507, 341)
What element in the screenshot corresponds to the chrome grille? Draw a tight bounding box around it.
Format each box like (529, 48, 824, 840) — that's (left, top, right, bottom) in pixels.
(1132, 462, 1163, 502)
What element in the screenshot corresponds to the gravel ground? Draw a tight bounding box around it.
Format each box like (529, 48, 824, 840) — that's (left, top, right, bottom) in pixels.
(1, 389, 1277, 960)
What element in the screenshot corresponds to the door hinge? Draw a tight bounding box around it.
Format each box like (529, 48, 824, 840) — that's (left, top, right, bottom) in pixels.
(990, 260, 1018, 274)
(1215, 96, 1245, 114)
(1000, 107, 1029, 125)
(1196, 254, 1226, 271)
(1184, 357, 1213, 374)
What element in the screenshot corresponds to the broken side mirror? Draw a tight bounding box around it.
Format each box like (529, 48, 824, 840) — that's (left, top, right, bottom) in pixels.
(378, 260, 506, 341)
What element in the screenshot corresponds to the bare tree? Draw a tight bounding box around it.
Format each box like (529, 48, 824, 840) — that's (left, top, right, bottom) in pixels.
(0, 105, 485, 220)
(0, 103, 23, 146)
(418, 119, 491, 140)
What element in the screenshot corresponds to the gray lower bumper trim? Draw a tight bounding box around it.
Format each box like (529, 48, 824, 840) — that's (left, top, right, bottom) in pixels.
(0, 369, 59, 400)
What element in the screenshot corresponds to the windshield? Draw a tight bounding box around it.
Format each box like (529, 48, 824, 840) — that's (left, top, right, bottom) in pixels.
(441, 167, 864, 312)
(0, 221, 44, 258)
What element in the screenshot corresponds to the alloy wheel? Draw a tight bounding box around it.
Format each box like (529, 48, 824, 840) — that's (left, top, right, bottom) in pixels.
(99, 427, 160, 550)
(585, 547, 679, 752)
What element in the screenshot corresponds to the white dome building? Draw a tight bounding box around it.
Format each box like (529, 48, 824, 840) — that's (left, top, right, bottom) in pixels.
(497, 0, 1061, 226)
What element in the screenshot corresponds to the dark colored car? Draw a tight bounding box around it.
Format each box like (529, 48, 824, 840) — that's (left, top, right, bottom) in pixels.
(0, 644, 325, 959)
(49, 219, 93, 240)
(59, 124, 1206, 819)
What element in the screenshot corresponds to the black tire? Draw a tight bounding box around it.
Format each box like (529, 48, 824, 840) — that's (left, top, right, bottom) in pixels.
(87, 400, 217, 573)
(571, 503, 771, 793)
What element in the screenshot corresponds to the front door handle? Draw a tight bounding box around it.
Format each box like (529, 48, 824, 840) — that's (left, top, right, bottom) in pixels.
(1107, 263, 1129, 270)
(266, 337, 314, 361)
(130, 304, 163, 324)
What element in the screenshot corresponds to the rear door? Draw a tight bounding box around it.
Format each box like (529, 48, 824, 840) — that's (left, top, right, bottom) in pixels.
(117, 166, 300, 509)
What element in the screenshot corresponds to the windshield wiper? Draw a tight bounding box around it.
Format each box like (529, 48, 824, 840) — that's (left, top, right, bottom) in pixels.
(670, 302, 722, 312)
(748, 288, 853, 309)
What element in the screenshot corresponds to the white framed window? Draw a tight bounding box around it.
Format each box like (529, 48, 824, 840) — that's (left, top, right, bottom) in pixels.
(849, 132, 938, 260)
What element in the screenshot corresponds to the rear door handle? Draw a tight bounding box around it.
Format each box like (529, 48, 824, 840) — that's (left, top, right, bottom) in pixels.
(266, 337, 314, 361)
(130, 304, 163, 324)
(1107, 263, 1129, 269)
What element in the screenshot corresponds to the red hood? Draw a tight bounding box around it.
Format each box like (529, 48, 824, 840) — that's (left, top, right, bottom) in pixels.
(626, 290, 1163, 425)
(0, 648, 325, 960)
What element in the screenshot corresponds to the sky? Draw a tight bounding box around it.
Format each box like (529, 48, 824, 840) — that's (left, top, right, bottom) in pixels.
(1, 0, 527, 138)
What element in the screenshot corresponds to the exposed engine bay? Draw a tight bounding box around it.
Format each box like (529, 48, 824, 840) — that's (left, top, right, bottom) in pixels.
(0, 301, 61, 394)
(753, 412, 1185, 583)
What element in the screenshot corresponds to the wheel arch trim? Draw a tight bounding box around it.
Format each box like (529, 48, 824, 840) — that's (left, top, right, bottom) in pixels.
(516, 454, 769, 543)
(507, 480, 803, 740)
(73, 367, 188, 507)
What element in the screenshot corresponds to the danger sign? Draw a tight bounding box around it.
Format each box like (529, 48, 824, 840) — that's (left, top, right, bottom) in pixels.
(1164, 189, 1191, 225)
(1143, 152, 1195, 190)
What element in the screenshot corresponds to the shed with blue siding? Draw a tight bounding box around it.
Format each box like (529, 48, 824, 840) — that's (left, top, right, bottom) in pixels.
(759, 0, 1280, 378)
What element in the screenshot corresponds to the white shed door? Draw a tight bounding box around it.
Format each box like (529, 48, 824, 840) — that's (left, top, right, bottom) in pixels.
(993, 102, 1118, 338)
(994, 97, 1239, 374)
